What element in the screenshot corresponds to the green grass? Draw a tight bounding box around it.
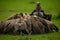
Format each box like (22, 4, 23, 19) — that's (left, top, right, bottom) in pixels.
(0, 0, 60, 21)
(0, 32, 60, 40)
(0, 0, 60, 40)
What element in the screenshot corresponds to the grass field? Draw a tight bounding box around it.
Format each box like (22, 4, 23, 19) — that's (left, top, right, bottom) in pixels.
(0, 0, 60, 40)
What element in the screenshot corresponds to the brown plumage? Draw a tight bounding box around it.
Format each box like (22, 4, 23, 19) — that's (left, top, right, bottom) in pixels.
(0, 13, 59, 34)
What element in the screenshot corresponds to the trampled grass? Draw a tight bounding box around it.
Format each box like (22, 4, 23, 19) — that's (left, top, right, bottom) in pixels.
(0, 0, 60, 40)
